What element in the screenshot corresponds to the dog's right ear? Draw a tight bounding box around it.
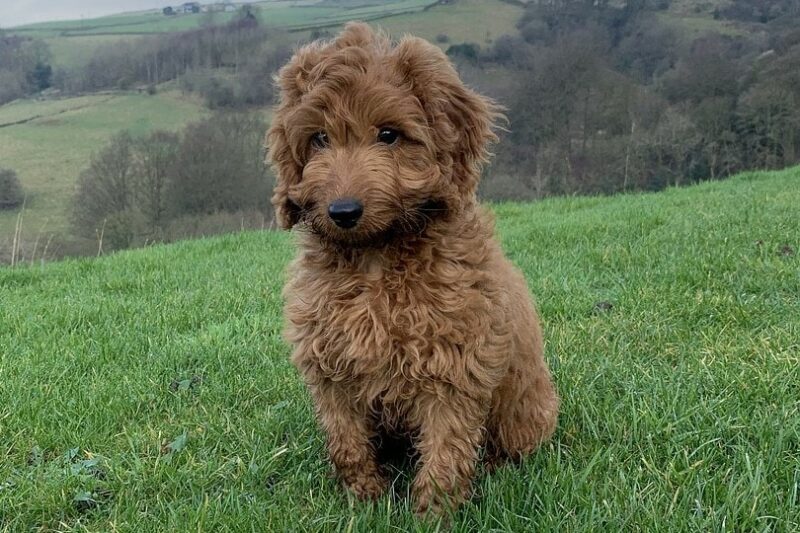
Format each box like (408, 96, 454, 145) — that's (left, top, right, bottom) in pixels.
(268, 43, 325, 230)
(267, 120, 302, 230)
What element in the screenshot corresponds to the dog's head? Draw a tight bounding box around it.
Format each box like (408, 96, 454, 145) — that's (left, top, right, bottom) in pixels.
(267, 23, 499, 245)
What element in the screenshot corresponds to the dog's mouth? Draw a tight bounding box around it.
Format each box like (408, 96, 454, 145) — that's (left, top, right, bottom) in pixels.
(296, 198, 448, 248)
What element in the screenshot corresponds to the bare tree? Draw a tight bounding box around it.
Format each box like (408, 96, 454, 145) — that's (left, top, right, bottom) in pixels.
(71, 132, 136, 250)
(133, 131, 180, 236)
(0, 168, 24, 210)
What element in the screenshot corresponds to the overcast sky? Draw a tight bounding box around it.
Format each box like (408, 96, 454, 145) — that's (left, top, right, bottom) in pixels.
(1, 1, 168, 28)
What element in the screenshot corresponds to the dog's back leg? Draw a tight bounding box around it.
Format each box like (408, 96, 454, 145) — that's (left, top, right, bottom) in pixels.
(487, 299, 559, 463)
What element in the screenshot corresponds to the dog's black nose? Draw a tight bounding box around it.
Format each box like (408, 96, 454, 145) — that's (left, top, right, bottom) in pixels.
(328, 198, 363, 229)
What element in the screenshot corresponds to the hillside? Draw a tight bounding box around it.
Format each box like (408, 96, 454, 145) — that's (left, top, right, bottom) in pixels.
(1, 168, 798, 530)
(13, 0, 519, 70)
(0, 90, 208, 251)
(0, 0, 524, 263)
(10, 1, 436, 37)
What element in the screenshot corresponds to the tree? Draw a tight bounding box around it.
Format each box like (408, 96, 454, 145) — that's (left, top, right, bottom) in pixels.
(0, 168, 24, 209)
(133, 131, 180, 236)
(169, 112, 270, 215)
(658, 35, 742, 104)
(71, 132, 136, 250)
(28, 62, 52, 91)
(0, 32, 53, 103)
(738, 84, 798, 170)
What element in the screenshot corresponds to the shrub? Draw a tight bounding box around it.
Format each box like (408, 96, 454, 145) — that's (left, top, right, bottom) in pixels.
(0, 168, 24, 209)
(71, 112, 273, 253)
(71, 132, 136, 250)
(168, 112, 271, 215)
(446, 43, 480, 62)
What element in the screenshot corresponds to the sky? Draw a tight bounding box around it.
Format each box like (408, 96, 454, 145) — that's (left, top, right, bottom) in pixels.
(0, 0, 168, 28)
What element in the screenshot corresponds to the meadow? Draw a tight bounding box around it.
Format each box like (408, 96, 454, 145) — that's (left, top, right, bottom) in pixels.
(1, 167, 798, 530)
(0, 0, 520, 260)
(0, 90, 208, 254)
(29, 0, 509, 70)
(10, 0, 437, 38)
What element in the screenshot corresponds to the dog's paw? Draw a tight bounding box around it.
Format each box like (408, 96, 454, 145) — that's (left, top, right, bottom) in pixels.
(413, 483, 467, 517)
(344, 472, 388, 500)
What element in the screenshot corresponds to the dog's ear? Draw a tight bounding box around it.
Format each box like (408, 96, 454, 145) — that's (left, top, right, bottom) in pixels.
(275, 42, 323, 103)
(268, 37, 330, 229)
(267, 120, 302, 230)
(276, 23, 377, 101)
(334, 21, 378, 49)
(393, 38, 500, 198)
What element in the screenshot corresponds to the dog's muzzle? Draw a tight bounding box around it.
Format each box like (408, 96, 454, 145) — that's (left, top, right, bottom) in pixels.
(328, 198, 363, 229)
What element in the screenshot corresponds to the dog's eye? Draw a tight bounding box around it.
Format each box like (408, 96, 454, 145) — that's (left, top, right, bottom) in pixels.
(310, 131, 329, 149)
(377, 128, 400, 145)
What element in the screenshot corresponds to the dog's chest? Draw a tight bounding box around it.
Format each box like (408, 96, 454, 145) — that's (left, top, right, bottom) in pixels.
(286, 251, 491, 393)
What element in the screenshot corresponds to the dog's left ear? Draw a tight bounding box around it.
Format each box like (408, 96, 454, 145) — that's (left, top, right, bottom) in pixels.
(393, 38, 500, 198)
(267, 120, 302, 229)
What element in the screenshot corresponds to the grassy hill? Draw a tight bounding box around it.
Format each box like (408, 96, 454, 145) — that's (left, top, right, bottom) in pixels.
(28, 0, 518, 69)
(1, 168, 798, 530)
(8, 0, 522, 70)
(0, 90, 208, 251)
(0, 0, 523, 261)
(10, 1, 436, 37)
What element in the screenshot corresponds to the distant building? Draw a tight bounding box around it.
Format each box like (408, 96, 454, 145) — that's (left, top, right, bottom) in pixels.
(162, 1, 240, 16)
(177, 2, 201, 13)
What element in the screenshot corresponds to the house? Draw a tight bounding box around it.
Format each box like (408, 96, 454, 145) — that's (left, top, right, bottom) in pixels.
(177, 2, 201, 13)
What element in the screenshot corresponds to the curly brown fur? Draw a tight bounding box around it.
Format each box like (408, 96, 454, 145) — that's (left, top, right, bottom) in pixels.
(267, 22, 559, 515)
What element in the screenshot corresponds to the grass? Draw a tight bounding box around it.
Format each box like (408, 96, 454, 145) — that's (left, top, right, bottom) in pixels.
(0, 90, 207, 248)
(43, 35, 139, 70)
(377, 0, 523, 46)
(1, 167, 798, 530)
(655, 11, 746, 39)
(9, 0, 437, 38)
(13, 0, 456, 75)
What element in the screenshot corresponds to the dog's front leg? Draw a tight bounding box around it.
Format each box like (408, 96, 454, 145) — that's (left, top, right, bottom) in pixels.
(310, 378, 387, 500)
(410, 390, 487, 515)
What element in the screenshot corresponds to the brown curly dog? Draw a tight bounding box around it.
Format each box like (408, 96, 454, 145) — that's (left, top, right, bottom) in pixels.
(267, 22, 559, 515)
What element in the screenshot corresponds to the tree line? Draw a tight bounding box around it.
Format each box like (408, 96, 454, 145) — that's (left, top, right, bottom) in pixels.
(5, 0, 800, 261)
(0, 32, 52, 105)
(449, 0, 800, 199)
(71, 112, 272, 252)
(54, 12, 291, 109)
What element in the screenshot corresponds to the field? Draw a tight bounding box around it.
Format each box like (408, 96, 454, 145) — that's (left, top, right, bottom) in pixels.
(18, 0, 504, 70)
(1, 167, 798, 530)
(10, 0, 436, 37)
(378, 0, 523, 46)
(0, 0, 524, 259)
(0, 90, 207, 251)
(43, 35, 140, 71)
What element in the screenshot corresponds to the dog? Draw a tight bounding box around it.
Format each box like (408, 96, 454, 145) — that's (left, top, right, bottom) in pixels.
(267, 23, 559, 515)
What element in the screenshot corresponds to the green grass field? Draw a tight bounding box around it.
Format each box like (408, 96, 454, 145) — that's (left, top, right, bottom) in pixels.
(10, 0, 436, 38)
(43, 35, 140, 71)
(0, 90, 208, 251)
(0, 0, 522, 255)
(1, 167, 798, 530)
(9, 0, 439, 74)
(378, 0, 523, 46)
